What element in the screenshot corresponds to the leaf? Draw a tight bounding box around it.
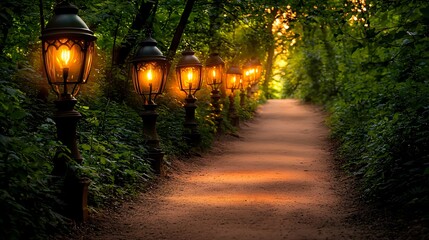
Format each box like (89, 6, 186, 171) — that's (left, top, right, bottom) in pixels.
(81, 144, 91, 151)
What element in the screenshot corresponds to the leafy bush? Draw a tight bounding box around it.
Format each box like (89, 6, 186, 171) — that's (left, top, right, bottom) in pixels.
(76, 99, 153, 207)
(0, 80, 66, 239)
(283, 1, 429, 214)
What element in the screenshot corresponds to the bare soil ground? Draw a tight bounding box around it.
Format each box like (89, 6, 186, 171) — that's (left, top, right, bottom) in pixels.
(72, 99, 408, 240)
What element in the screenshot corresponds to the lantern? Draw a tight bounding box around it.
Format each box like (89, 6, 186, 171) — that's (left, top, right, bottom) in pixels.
(242, 61, 253, 88)
(176, 48, 203, 96)
(226, 65, 242, 91)
(205, 53, 225, 90)
(40, 2, 96, 99)
(251, 58, 263, 85)
(131, 37, 168, 104)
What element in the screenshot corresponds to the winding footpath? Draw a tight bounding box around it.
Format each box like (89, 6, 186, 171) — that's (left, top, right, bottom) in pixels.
(86, 99, 383, 240)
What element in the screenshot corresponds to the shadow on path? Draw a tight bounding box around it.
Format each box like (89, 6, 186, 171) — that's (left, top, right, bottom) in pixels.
(85, 99, 386, 240)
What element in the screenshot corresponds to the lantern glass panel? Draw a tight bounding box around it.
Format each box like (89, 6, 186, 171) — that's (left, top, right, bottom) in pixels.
(205, 65, 223, 89)
(178, 66, 202, 95)
(132, 61, 166, 103)
(43, 38, 94, 97)
(243, 70, 252, 88)
(226, 73, 240, 90)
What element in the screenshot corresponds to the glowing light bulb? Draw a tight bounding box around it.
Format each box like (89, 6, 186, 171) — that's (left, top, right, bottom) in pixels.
(147, 69, 153, 81)
(212, 69, 216, 78)
(61, 49, 70, 66)
(56, 47, 72, 69)
(187, 69, 193, 81)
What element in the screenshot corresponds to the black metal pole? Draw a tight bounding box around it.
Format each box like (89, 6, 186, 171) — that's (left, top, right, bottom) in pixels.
(183, 94, 201, 146)
(229, 91, 239, 127)
(52, 98, 89, 222)
(240, 89, 246, 107)
(210, 89, 223, 133)
(141, 103, 164, 175)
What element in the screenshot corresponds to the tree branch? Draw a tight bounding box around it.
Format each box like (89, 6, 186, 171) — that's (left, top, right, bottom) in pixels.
(166, 0, 196, 62)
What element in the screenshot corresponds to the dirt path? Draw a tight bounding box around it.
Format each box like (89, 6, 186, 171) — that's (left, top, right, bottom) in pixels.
(85, 99, 384, 240)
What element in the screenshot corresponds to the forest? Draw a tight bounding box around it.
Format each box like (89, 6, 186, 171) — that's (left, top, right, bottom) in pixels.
(1, 0, 428, 238)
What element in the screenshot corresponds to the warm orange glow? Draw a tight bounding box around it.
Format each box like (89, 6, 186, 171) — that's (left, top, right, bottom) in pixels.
(270, 6, 297, 53)
(212, 69, 216, 78)
(347, 0, 369, 26)
(61, 49, 70, 66)
(187, 69, 193, 82)
(56, 47, 73, 69)
(147, 68, 153, 81)
(163, 169, 335, 206)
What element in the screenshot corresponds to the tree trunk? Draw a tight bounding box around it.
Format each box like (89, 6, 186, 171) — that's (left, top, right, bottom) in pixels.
(166, 0, 196, 62)
(113, 0, 158, 66)
(263, 41, 275, 99)
(262, 13, 276, 100)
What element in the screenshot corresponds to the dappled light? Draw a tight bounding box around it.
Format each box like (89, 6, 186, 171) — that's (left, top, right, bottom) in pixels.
(1, 0, 428, 239)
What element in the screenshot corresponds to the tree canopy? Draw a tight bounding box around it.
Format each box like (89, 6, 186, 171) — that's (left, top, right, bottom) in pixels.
(1, 0, 428, 238)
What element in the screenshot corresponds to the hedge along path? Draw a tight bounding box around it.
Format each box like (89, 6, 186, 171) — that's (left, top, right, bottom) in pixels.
(87, 99, 380, 240)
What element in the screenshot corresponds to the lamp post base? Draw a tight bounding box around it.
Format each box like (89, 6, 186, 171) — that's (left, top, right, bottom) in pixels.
(52, 98, 89, 222)
(62, 176, 90, 222)
(147, 148, 165, 176)
(141, 104, 165, 175)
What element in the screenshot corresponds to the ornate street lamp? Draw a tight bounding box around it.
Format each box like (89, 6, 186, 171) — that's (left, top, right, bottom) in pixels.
(130, 36, 168, 175)
(205, 53, 225, 132)
(242, 61, 254, 98)
(239, 69, 250, 107)
(176, 48, 203, 145)
(251, 58, 263, 84)
(40, 2, 96, 222)
(245, 58, 263, 97)
(226, 65, 241, 127)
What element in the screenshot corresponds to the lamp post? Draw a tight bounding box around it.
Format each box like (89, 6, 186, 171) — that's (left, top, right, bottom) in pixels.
(40, 2, 96, 222)
(239, 69, 249, 107)
(251, 58, 262, 83)
(226, 65, 241, 127)
(130, 36, 168, 175)
(250, 58, 262, 96)
(205, 53, 225, 132)
(243, 59, 262, 98)
(176, 48, 203, 145)
(242, 61, 254, 98)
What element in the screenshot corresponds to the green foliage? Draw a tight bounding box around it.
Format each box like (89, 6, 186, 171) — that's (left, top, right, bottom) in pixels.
(0, 0, 267, 238)
(76, 99, 152, 206)
(0, 79, 66, 239)
(283, 0, 429, 213)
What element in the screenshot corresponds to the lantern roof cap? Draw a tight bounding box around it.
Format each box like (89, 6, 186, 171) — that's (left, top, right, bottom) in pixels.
(40, 1, 96, 41)
(251, 58, 262, 67)
(227, 65, 242, 75)
(205, 53, 225, 67)
(177, 48, 202, 68)
(132, 37, 167, 63)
